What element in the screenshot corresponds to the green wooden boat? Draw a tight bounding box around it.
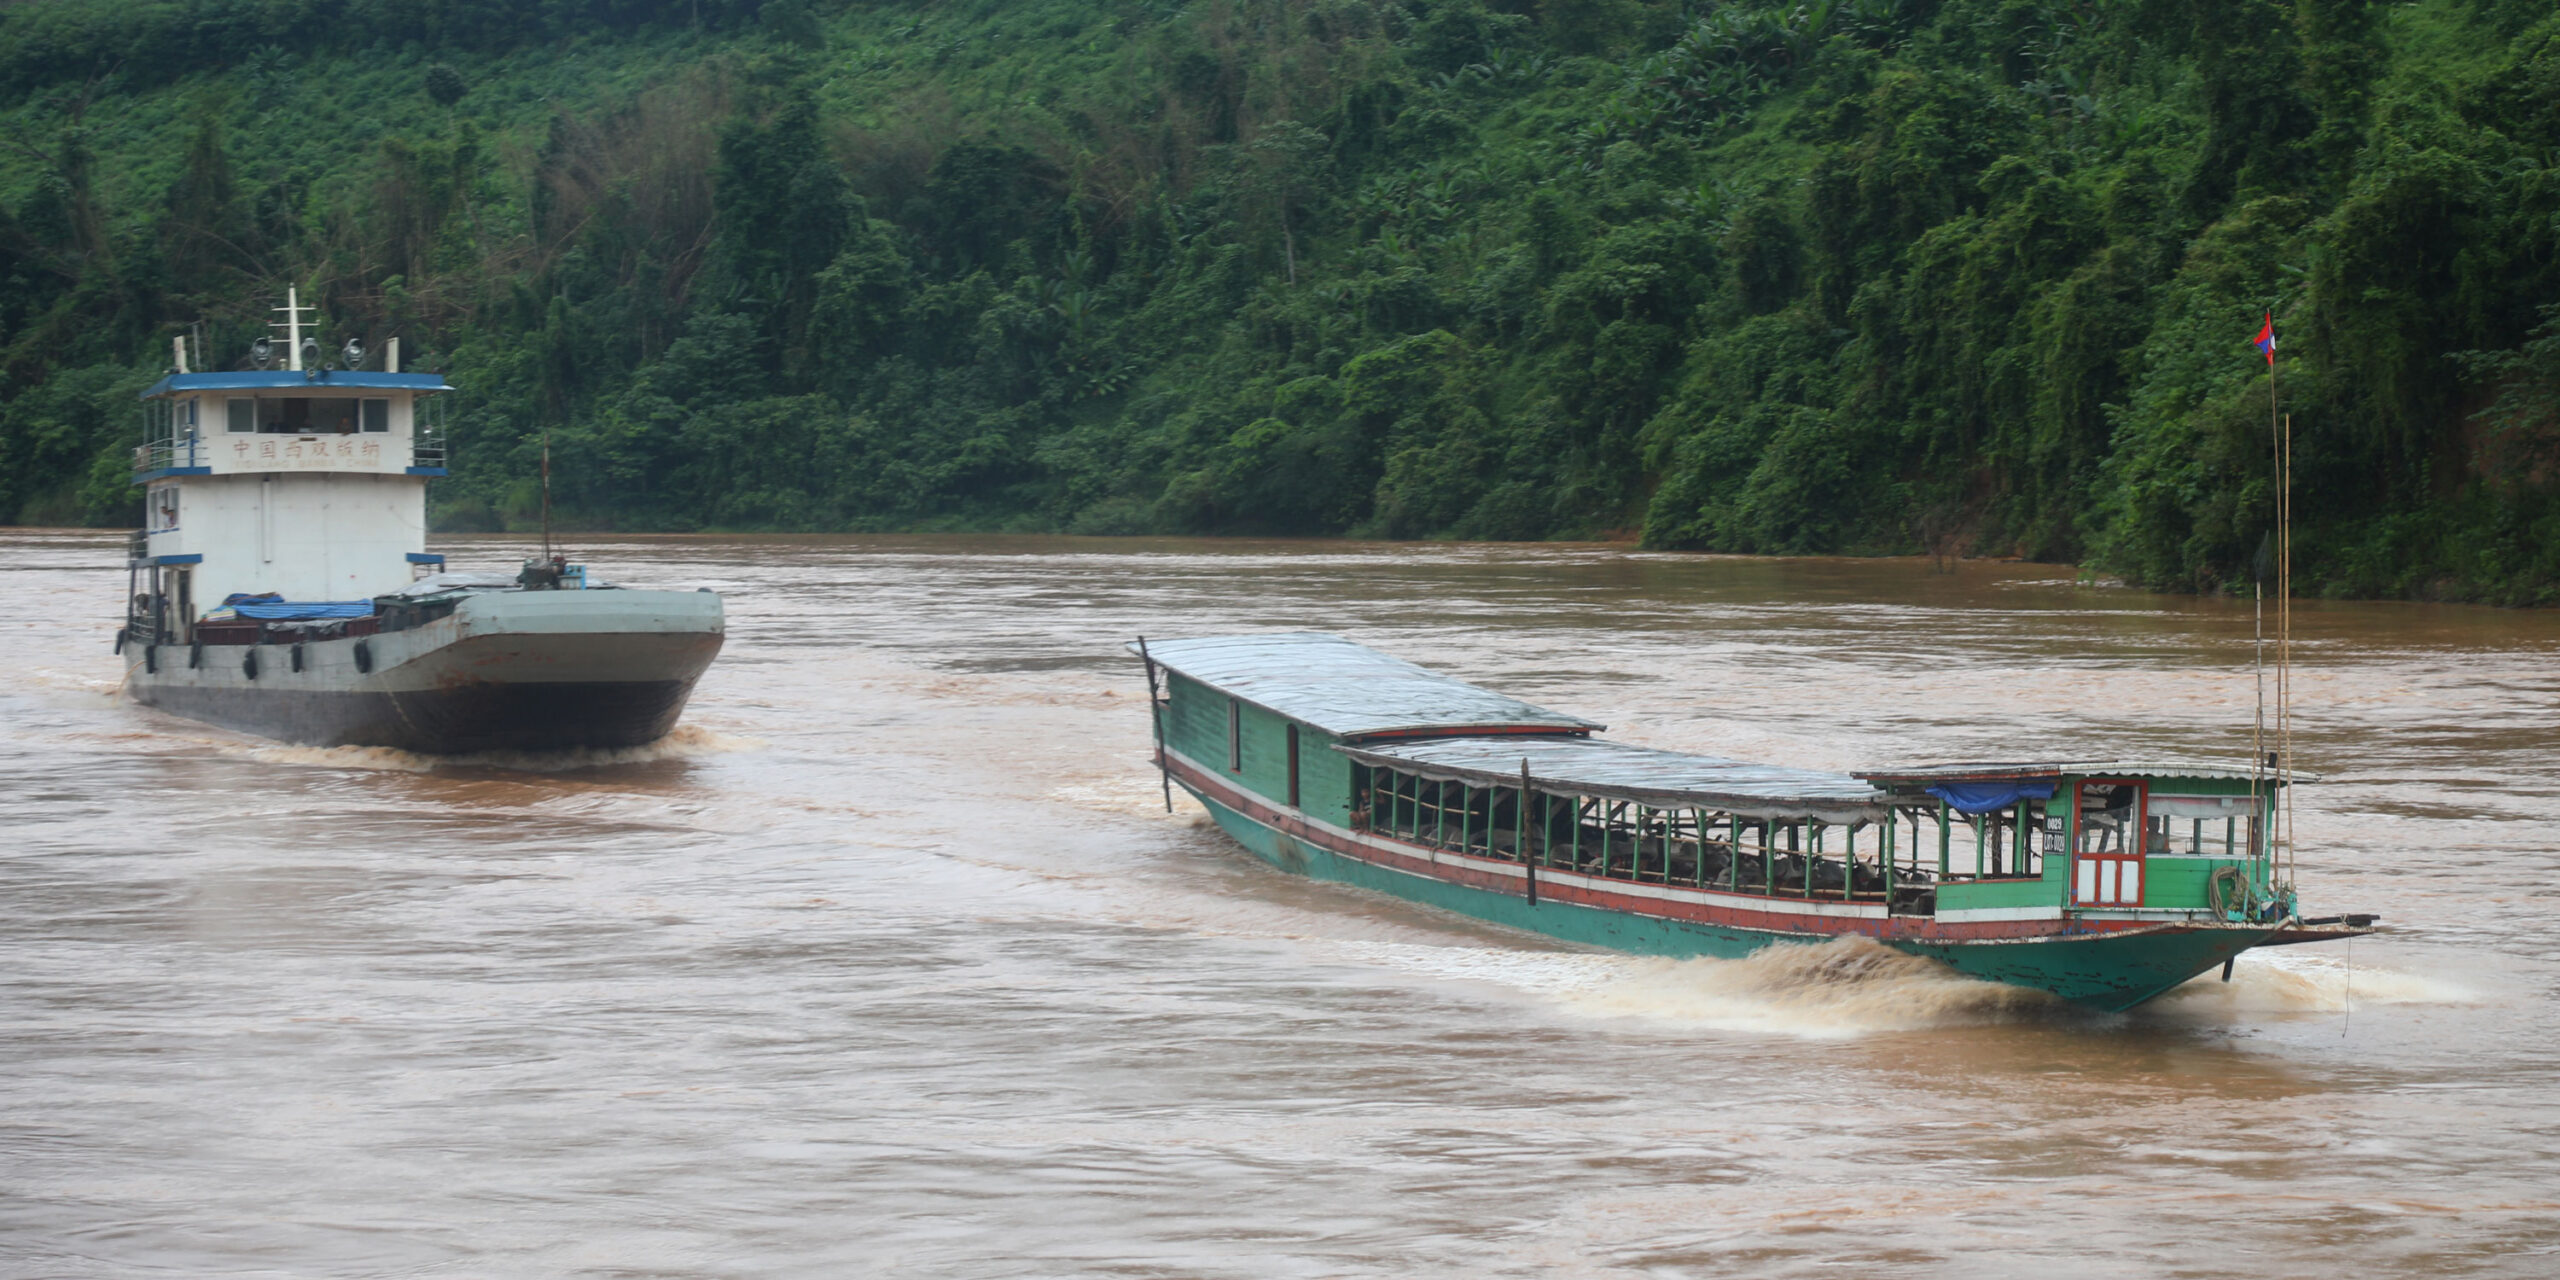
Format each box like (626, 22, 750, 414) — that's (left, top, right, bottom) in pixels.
(1133, 633, 2375, 1012)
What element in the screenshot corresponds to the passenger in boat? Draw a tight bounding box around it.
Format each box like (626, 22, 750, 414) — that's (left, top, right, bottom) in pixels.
(2085, 785, 2136, 851)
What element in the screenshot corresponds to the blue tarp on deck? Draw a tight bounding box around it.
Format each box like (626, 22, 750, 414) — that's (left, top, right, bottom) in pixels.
(1924, 779, 2058, 813)
(228, 600, 375, 620)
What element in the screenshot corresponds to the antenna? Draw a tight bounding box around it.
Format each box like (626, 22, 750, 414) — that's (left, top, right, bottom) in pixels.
(540, 425, 554, 563)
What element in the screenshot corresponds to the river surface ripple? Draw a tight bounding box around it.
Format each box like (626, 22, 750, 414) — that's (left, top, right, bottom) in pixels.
(4, 530, 2556, 1278)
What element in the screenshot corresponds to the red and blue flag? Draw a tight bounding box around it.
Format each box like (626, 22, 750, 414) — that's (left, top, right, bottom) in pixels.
(2254, 314, 2276, 364)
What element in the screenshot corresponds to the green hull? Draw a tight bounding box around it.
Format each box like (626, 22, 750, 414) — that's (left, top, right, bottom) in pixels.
(1195, 788, 2271, 1013)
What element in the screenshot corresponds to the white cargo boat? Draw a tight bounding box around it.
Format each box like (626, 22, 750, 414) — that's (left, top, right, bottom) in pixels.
(117, 292, 723, 752)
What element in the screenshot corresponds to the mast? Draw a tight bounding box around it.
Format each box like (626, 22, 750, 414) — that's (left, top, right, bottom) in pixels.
(278, 286, 308, 370)
(2253, 311, 2296, 913)
(541, 426, 554, 562)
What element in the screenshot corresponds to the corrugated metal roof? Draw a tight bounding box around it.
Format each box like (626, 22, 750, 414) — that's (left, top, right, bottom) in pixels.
(1341, 735, 1892, 824)
(1131, 633, 1603, 740)
(1857, 761, 2317, 785)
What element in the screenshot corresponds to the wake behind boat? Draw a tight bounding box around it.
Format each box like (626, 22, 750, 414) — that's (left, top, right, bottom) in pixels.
(1134, 632, 2374, 1012)
(115, 291, 722, 753)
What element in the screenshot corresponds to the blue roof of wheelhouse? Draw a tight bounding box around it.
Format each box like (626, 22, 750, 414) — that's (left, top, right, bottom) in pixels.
(139, 371, 454, 400)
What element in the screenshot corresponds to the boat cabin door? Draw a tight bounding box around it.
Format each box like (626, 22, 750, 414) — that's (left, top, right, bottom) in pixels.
(2071, 779, 2145, 907)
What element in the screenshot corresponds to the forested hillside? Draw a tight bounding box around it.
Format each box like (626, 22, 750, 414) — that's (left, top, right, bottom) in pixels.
(4, 0, 2558, 600)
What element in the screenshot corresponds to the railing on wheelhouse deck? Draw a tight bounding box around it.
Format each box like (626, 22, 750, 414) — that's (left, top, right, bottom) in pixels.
(132, 398, 200, 474)
(411, 393, 448, 470)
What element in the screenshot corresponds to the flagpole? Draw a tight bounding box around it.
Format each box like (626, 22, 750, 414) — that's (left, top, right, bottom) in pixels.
(2261, 310, 2292, 908)
(2251, 311, 2274, 906)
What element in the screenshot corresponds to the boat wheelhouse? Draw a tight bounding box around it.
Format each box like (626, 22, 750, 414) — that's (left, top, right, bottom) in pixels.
(130, 309, 452, 627)
(1135, 632, 2372, 1011)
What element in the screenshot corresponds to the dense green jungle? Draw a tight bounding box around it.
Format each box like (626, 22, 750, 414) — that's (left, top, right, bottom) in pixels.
(4, 0, 2559, 601)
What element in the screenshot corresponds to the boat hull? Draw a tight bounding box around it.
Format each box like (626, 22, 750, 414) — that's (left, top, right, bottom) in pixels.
(128, 589, 723, 753)
(1177, 762, 2272, 1013)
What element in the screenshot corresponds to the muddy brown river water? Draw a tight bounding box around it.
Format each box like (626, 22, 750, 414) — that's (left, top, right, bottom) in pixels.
(4, 529, 2557, 1277)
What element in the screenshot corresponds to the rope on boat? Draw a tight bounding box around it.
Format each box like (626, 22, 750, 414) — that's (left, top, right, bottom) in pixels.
(2206, 866, 2252, 921)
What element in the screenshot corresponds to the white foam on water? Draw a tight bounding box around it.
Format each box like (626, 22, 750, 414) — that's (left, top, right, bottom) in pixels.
(1327, 934, 2065, 1039)
(241, 723, 763, 773)
(2151, 948, 2479, 1018)
(36, 667, 132, 695)
(1047, 778, 1199, 821)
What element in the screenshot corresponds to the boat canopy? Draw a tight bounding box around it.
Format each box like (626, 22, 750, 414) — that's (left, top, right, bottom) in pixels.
(1857, 760, 2318, 786)
(1133, 633, 1603, 740)
(1340, 734, 1892, 825)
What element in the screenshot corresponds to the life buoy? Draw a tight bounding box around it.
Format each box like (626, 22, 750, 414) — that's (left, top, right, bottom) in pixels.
(290, 643, 306, 673)
(242, 649, 259, 680)
(353, 639, 373, 674)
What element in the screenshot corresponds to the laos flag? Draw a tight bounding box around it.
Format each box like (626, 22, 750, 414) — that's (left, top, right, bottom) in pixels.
(2254, 313, 2276, 364)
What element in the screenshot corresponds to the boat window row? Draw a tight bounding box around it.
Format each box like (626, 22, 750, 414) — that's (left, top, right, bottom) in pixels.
(2076, 782, 2262, 857)
(1347, 765, 2056, 908)
(218, 396, 394, 435)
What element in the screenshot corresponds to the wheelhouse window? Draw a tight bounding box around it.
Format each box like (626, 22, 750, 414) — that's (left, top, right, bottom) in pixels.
(2146, 794, 2255, 856)
(226, 398, 256, 433)
(2073, 782, 2142, 855)
(234, 397, 366, 434)
(360, 398, 391, 432)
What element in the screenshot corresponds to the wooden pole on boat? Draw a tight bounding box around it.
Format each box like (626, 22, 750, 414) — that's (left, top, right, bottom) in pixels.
(2279, 411, 2295, 897)
(1519, 759, 1537, 906)
(1137, 636, 1171, 813)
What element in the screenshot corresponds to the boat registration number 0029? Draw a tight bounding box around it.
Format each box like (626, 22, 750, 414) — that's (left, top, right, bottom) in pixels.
(2072, 780, 2144, 907)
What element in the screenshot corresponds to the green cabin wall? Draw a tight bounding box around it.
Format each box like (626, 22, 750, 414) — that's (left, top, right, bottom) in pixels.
(2059, 771, 2277, 910)
(1161, 672, 1353, 825)
(1936, 868, 2064, 912)
(1925, 773, 2276, 913)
